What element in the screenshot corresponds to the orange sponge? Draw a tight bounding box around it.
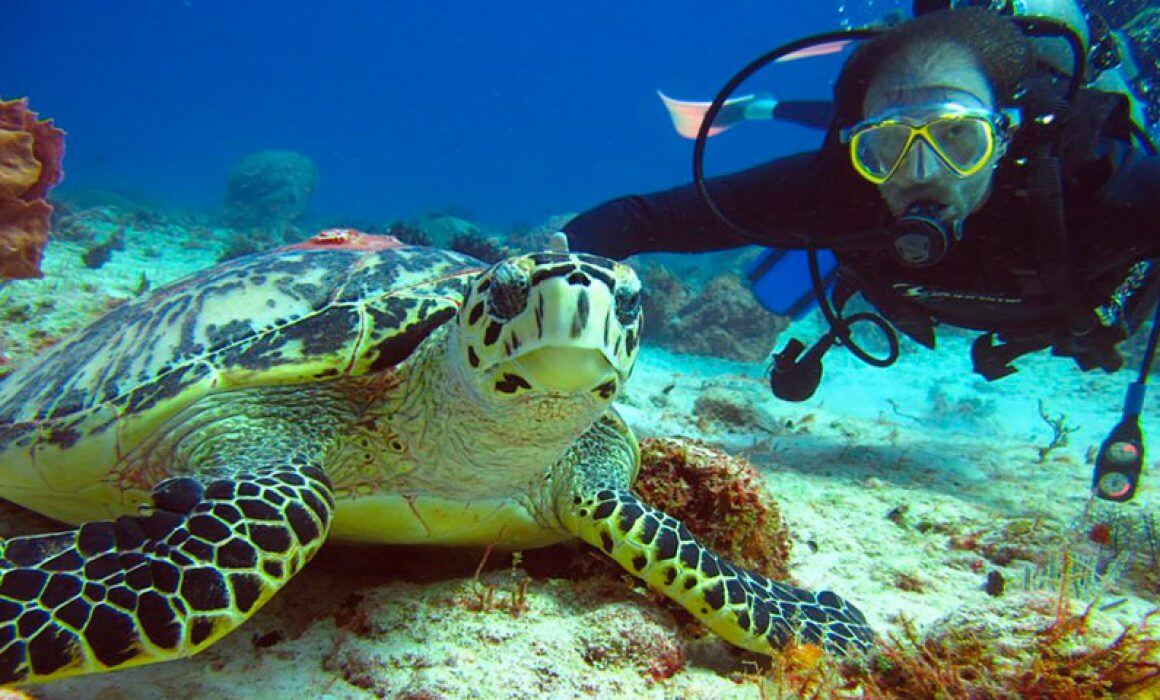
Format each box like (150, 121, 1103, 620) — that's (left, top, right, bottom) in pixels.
(0, 97, 65, 279)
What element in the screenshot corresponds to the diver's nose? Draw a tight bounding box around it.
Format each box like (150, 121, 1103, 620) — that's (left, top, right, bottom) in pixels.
(899, 139, 946, 183)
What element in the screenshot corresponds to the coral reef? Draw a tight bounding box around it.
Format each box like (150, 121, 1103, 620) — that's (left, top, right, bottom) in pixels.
(639, 266, 788, 363)
(50, 194, 212, 246)
(0, 97, 65, 279)
(224, 149, 317, 245)
(216, 236, 265, 262)
(387, 220, 432, 247)
(4, 196, 1155, 696)
(1035, 399, 1077, 463)
(372, 215, 518, 263)
(448, 231, 515, 264)
(411, 214, 482, 248)
(635, 438, 792, 580)
(855, 590, 1159, 698)
(639, 264, 692, 343)
(506, 212, 577, 253)
(738, 583, 1159, 698)
(1084, 503, 1160, 596)
(692, 386, 763, 433)
(947, 517, 1065, 568)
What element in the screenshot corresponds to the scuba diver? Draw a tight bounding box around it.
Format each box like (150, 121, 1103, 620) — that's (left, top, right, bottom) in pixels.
(561, 5, 1160, 501)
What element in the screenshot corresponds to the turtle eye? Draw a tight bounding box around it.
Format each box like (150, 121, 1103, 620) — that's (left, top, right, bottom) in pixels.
(614, 280, 641, 326)
(488, 260, 530, 320)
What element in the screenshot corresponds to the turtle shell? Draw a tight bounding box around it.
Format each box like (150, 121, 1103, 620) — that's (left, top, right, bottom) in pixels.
(0, 242, 481, 498)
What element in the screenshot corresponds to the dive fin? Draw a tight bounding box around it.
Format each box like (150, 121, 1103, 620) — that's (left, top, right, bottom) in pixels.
(775, 39, 856, 62)
(658, 91, 833, 138)
(657, 37, 854, 139)
(657, 91, 776, 139)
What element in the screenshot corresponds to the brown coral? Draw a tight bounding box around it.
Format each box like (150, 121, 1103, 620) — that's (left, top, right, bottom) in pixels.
(635, 437, 792, 580)
(692, 386, 762, 432)
(0, 97, 65, 279)
(741, 580, 1160, 698)
(639, 268, 788, 362)
(853, 594, 1160, 698)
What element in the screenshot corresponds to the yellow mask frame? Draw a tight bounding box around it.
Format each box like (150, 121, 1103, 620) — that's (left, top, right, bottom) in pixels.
(841, 104, 1021, 184)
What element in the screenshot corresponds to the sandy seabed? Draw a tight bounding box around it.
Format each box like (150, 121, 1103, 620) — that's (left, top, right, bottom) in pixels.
(1, 219, 1155, 699)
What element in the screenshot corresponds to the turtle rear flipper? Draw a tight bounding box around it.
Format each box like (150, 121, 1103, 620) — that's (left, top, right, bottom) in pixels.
(554, 416, 874, 656)
(0, 462, 333, 685)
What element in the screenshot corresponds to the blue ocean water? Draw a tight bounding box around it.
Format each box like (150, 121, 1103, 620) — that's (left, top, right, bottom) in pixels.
(2, 1, 910, 229)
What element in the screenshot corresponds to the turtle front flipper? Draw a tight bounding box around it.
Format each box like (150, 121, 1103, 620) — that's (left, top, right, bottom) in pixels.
(552, 415, 874, 656)
(0, 461, 333, 685)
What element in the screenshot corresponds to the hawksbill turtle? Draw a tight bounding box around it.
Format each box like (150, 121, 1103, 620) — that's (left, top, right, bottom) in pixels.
(0, 229, 872, 684)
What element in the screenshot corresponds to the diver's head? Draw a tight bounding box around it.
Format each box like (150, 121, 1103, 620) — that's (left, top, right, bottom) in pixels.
(834, 9, 1032, 224)
(861, 45, 1005, 221)
(913, 0, 1091, 80)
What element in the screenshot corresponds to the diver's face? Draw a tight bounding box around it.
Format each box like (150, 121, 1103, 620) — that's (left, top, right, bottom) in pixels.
(863, 47, 998, 220)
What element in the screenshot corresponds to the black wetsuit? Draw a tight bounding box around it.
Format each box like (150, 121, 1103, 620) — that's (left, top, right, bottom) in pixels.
(564, 89, 1160, 377)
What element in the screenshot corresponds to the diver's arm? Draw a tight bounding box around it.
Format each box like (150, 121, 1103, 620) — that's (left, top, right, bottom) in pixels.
(564, 151, 822, 259)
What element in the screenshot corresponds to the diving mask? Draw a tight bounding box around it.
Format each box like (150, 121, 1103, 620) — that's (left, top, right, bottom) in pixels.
(841, 104, 1020, 184)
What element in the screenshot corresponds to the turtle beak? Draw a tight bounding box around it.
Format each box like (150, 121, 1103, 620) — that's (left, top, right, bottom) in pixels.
(504, 347, 616, 392)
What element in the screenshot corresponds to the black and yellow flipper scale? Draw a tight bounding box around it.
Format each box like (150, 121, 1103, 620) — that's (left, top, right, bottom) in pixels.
(555, 415, 874, 656)
(569, 488, 873, 654)
(0, 462, 333, 684)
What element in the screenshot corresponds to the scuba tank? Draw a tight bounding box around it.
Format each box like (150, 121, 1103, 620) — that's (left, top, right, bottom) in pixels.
(915, 0, 1149, 128)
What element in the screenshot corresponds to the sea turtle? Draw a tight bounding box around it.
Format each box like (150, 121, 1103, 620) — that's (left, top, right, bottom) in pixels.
(0, 229, 873, 685)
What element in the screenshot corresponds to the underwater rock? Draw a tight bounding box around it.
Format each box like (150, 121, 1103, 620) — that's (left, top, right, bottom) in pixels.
(506, 212, 577, 253)
(216, 236, 266, 262)
(449, 230, 515, 264)
(81, 228, 126, 269)
(641, 267, 787, 362)
(387, 220, 431, 246)
(392, 214, 519, 262)
(0, 97, 65, 279)
(672, 274, 788, 361)
(224, 149, 318, 243)
(50, 195, 160, 245)
(413, 214, 482, 248)
(692, 386, 762, 432)
(984, 569, 1005, 596)
(639, 264, 692, 343)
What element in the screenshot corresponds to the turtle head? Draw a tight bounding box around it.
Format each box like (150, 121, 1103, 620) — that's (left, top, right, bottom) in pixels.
(456, 252, 641, 404)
